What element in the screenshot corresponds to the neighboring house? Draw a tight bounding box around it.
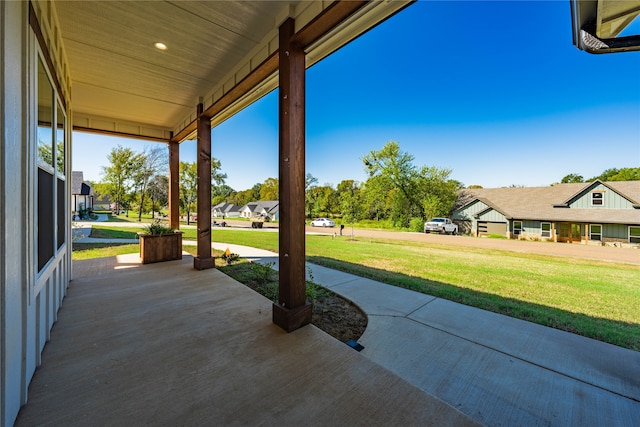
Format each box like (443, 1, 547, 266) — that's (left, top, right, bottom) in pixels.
(452, 180, 640, 247)
(71, 171, 93, 218)
(93, 194, 112, 211)
(212, 202, 241, 218)
(239, 200, 279, 221)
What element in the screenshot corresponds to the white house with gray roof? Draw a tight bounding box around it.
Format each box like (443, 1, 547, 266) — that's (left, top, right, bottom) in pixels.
(453, 180, 640, 246)
(212, 202, 241, 218)
(239, 201, 279, 221)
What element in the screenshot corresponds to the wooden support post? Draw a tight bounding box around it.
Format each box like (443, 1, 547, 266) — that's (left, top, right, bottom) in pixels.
(194, 102, 214, 270)
(168, 141, 180, 230)
(272, 17, 312, 332)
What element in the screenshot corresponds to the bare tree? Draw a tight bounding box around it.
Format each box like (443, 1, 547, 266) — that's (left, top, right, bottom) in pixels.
(133, 146, 168, 221)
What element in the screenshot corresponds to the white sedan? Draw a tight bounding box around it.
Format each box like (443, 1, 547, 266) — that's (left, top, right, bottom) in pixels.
(310, 218, 336, 227)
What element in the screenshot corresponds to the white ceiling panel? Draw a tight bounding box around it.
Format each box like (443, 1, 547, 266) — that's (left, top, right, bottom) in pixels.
(55, 0, 293, 138)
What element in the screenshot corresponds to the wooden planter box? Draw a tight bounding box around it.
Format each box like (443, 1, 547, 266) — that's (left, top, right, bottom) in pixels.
(138, 232, 183, 264)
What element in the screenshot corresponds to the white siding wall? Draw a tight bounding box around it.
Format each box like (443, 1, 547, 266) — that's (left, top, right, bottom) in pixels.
(1, 2, 72, 425)
(1, 2, 29, 424)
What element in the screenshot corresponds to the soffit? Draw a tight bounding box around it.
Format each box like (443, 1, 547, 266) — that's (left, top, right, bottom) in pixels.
(571, 0, 640, 53)
(55, 0, 295, 140)
(54, 1, 413, 142)
(596, 0, 640, 38)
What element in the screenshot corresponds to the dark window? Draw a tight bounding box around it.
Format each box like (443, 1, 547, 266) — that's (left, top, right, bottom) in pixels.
(38, 168, 54, 271)
(591, 192, 603, 206)
(57, 178, 65, 249)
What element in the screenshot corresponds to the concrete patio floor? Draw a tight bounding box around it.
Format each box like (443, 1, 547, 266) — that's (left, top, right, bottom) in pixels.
(15, 254, 476, 426)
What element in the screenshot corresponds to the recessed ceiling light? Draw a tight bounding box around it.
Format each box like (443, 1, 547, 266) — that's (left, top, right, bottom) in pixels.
(154, 42, 167, 51)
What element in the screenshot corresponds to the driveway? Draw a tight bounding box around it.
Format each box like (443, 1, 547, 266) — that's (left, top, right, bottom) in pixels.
(326, 227, 640, 265)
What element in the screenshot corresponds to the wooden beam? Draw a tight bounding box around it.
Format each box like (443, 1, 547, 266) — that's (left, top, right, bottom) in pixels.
(171, 53, 279, 143)
(171, 1, 371, 144)
(273, 18, 311, 332)
(168, 141, 180, 230)
(194, 103, 214, 270)
(292, 1, 368, 48)
(202, 53, 279, 120)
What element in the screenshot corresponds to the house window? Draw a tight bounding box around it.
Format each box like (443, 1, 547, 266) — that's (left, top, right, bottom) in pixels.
(590, 224, 602, 241)
(630, 226, 640, 244)
(591, 192, 603, 206)
(513, 220, 522, 236)
(541, 222, 551, 238)
(36, 52, 66, 271)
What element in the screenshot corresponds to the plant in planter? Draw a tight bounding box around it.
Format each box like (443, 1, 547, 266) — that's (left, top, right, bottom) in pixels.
(138, 220, 183, 264)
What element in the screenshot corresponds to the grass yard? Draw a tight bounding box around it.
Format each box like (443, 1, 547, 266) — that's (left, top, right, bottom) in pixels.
(72, 243, 140, 259)
(73, 227, 640, 350)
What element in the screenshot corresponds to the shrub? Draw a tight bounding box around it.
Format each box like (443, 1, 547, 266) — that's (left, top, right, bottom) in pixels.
(144, 219, 175, 235)
(409, 217, 425, 232)
(250, 261, 275, 282)
(221, 250, 241, 265)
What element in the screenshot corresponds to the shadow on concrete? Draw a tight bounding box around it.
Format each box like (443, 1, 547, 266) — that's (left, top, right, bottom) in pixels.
(306, 255, 640, 351)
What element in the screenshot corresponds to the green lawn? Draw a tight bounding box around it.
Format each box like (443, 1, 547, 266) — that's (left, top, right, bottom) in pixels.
(73, 226, 640, 350)
(72, 243, 140, 258)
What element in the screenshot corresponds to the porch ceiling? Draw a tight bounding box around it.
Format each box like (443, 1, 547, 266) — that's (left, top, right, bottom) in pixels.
(53, 1, 412, 142)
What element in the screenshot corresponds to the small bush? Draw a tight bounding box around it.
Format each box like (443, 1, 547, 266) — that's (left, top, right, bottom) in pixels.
(221, 251, 241, 265)
(409, 217, 425, 232)
(144, 219, 175, 235)
(251, 261, 275, 283)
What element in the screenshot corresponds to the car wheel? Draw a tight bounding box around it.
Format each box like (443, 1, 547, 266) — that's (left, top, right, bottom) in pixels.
(452, 229, 457, 235)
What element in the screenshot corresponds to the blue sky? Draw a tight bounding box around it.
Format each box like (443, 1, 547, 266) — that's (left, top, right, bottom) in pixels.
(74, 1, 640, 190)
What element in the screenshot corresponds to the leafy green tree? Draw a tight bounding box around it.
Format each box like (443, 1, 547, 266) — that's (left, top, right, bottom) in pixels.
(304, 173, 319, 218)
(179, 159, 227, 224)
(312, 185, 336, 218)
(179, 162, 198, 224)
(361, 175, 392, 221)
(561, 173, 584, 183)
(230, 189, 254, 207)
(322, 185, 339, 217)
(590, 167, 639, 181)
(101, 145, 139, 214)
(132, 146, 167, 221)
(361, 141, 459, 227)
(418, 166, 461, 219)
(362, 141, 422, 227)
(339, 180, 362, 236)
(260, 177, 279, 200)
(250, 183, 262, 201)
(212, 184, 236, 206)
(147, 175, 168, 218)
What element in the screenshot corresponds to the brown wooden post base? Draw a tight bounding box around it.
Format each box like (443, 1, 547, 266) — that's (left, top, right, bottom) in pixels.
(193, 256, 215, 270)
(272, 302, 312, 333)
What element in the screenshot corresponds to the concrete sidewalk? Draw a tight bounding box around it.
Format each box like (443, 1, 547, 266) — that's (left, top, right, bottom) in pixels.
(218, 242, 640, 426)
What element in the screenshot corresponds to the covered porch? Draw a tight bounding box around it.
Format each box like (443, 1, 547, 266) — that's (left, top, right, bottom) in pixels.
(15, 254, 474, 426)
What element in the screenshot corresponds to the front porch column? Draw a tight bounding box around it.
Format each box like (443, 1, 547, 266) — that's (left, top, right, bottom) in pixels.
(194, 102, 214, 270)
(168, 141, 180, 230)
(272, 17, 312, 332)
